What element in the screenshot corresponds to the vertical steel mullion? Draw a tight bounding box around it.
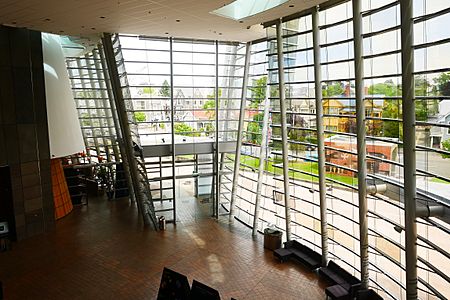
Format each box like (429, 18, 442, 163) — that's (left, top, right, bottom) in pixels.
(352, 0, 369, 288)
(252, 75, 271, 236)
(76, 59, 99, 159)
(98, 43, 136, 203)
(400, 0, 418, 298)
(102, 33, 150, 225)
(169, 37, 176, 223)
(215, 40, 220, 218)
(276, 19, 292, 241)
(68, 67, 89, 151)
(312, 7, 329, 267)
(230, 42, 251, 219)
(86, 54, 109, 160)
(93, 49, 121, 162)
(218, 45, 238, 211)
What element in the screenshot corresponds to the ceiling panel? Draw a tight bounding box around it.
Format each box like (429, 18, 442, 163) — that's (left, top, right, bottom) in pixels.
(0, 0, 326, 42)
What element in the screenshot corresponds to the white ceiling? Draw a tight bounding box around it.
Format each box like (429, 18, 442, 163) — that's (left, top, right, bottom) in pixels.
(0, 0, 325, 42)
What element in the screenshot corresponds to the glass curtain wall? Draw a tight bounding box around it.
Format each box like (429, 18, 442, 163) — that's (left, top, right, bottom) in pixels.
(233, 0, 450, 299)
(65, 47, 120, 163)
(112, 35, 245, 219)
(412, 0, 450, 298)
(234, 40, 278, 230)
(217, 42, 246, 212)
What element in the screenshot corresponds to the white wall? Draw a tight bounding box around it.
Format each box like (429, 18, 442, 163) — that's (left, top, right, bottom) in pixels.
(42, 33, 85, 158)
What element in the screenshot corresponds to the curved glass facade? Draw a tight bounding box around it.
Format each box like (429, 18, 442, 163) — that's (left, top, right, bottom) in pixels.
(233, 0, 450, 299)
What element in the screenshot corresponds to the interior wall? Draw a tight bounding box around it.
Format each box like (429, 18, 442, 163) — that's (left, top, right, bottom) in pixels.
(0, 25, 54, 240)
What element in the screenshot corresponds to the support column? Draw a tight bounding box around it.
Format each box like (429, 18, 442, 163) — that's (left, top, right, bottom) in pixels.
(169, 37, 176, 223)
(276, 19, 292, 241)
(400, 0, 418, 298)
(98, 43, 136, 204)
(252, 78, 271, 236)
(312, 7, 329, 267)
(352, 0, 369, 288)
(230, 42, 251, 219)
(214, 40, 220, 218)
(102, 33, 150, 225)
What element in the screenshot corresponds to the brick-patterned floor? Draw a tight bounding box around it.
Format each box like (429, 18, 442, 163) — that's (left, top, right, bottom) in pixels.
(0, 196, 327, 299)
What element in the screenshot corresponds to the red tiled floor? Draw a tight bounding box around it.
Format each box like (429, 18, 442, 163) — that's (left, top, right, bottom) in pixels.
(0, 196, 327, 299)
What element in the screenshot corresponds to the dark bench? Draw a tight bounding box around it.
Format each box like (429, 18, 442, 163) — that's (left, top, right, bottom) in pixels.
(356, 289, 383, 300)
(319, 261, 361, 299)
(274, 240, 322, 270)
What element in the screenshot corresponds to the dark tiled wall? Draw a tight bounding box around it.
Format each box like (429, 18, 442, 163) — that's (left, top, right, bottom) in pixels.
(0, 26, 54, 240)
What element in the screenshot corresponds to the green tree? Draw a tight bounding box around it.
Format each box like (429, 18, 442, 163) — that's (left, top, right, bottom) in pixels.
(246, 113, 264, 145)
(322, 82, 345, 97)
(134, 112, 146, 122)
(415, 76, 435, 120)
(433, 72, 450, 96)
(289, 129, 306, 154)
(368, 80, 401, 96)
(142, 87, 155, 95)
(442, 139, 450, 159)
(382, 100, 402, 139)
(159, 80, 170, 97)
(174, 123, 199, 137)
(249, 76, 267, 108)
(204, 123, 214, 136)
(203, 89, 222, 119)
(79, 112, 91, 127)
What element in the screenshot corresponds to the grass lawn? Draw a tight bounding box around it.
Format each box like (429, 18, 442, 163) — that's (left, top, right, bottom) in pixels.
(239, 155, 358, 186)
(431, 177, 450, 184)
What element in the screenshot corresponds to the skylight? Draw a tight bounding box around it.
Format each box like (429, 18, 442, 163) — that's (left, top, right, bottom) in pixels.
(211, 0, 289, 21)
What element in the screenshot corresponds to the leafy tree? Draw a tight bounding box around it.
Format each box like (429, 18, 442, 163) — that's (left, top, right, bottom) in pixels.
(415, 76, 436, 120)
(203, 89, 222, 119)
(249, 76, 267, 108)
(134, 112, 146, 122)
(142, 87, 155, 95)
(368, 80, 401, 97)
(159, 80, 170, 97)
(289, 129, 306, 154)
(433, 72, 450, 96)
(204, 123, 214, 136)
(442, 139, 450, 159)
(79, 112, 91, 126)
(246, 113, 264, 145)
(174, 123, 199, 137)
(382, 100, 403, 139)
(322, 82, 345, 97)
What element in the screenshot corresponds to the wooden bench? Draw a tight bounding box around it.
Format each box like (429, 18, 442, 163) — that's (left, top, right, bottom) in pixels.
(356, 289, 383, 300)
(274, 240, 322, 270)
(319, 261, 361, 299)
